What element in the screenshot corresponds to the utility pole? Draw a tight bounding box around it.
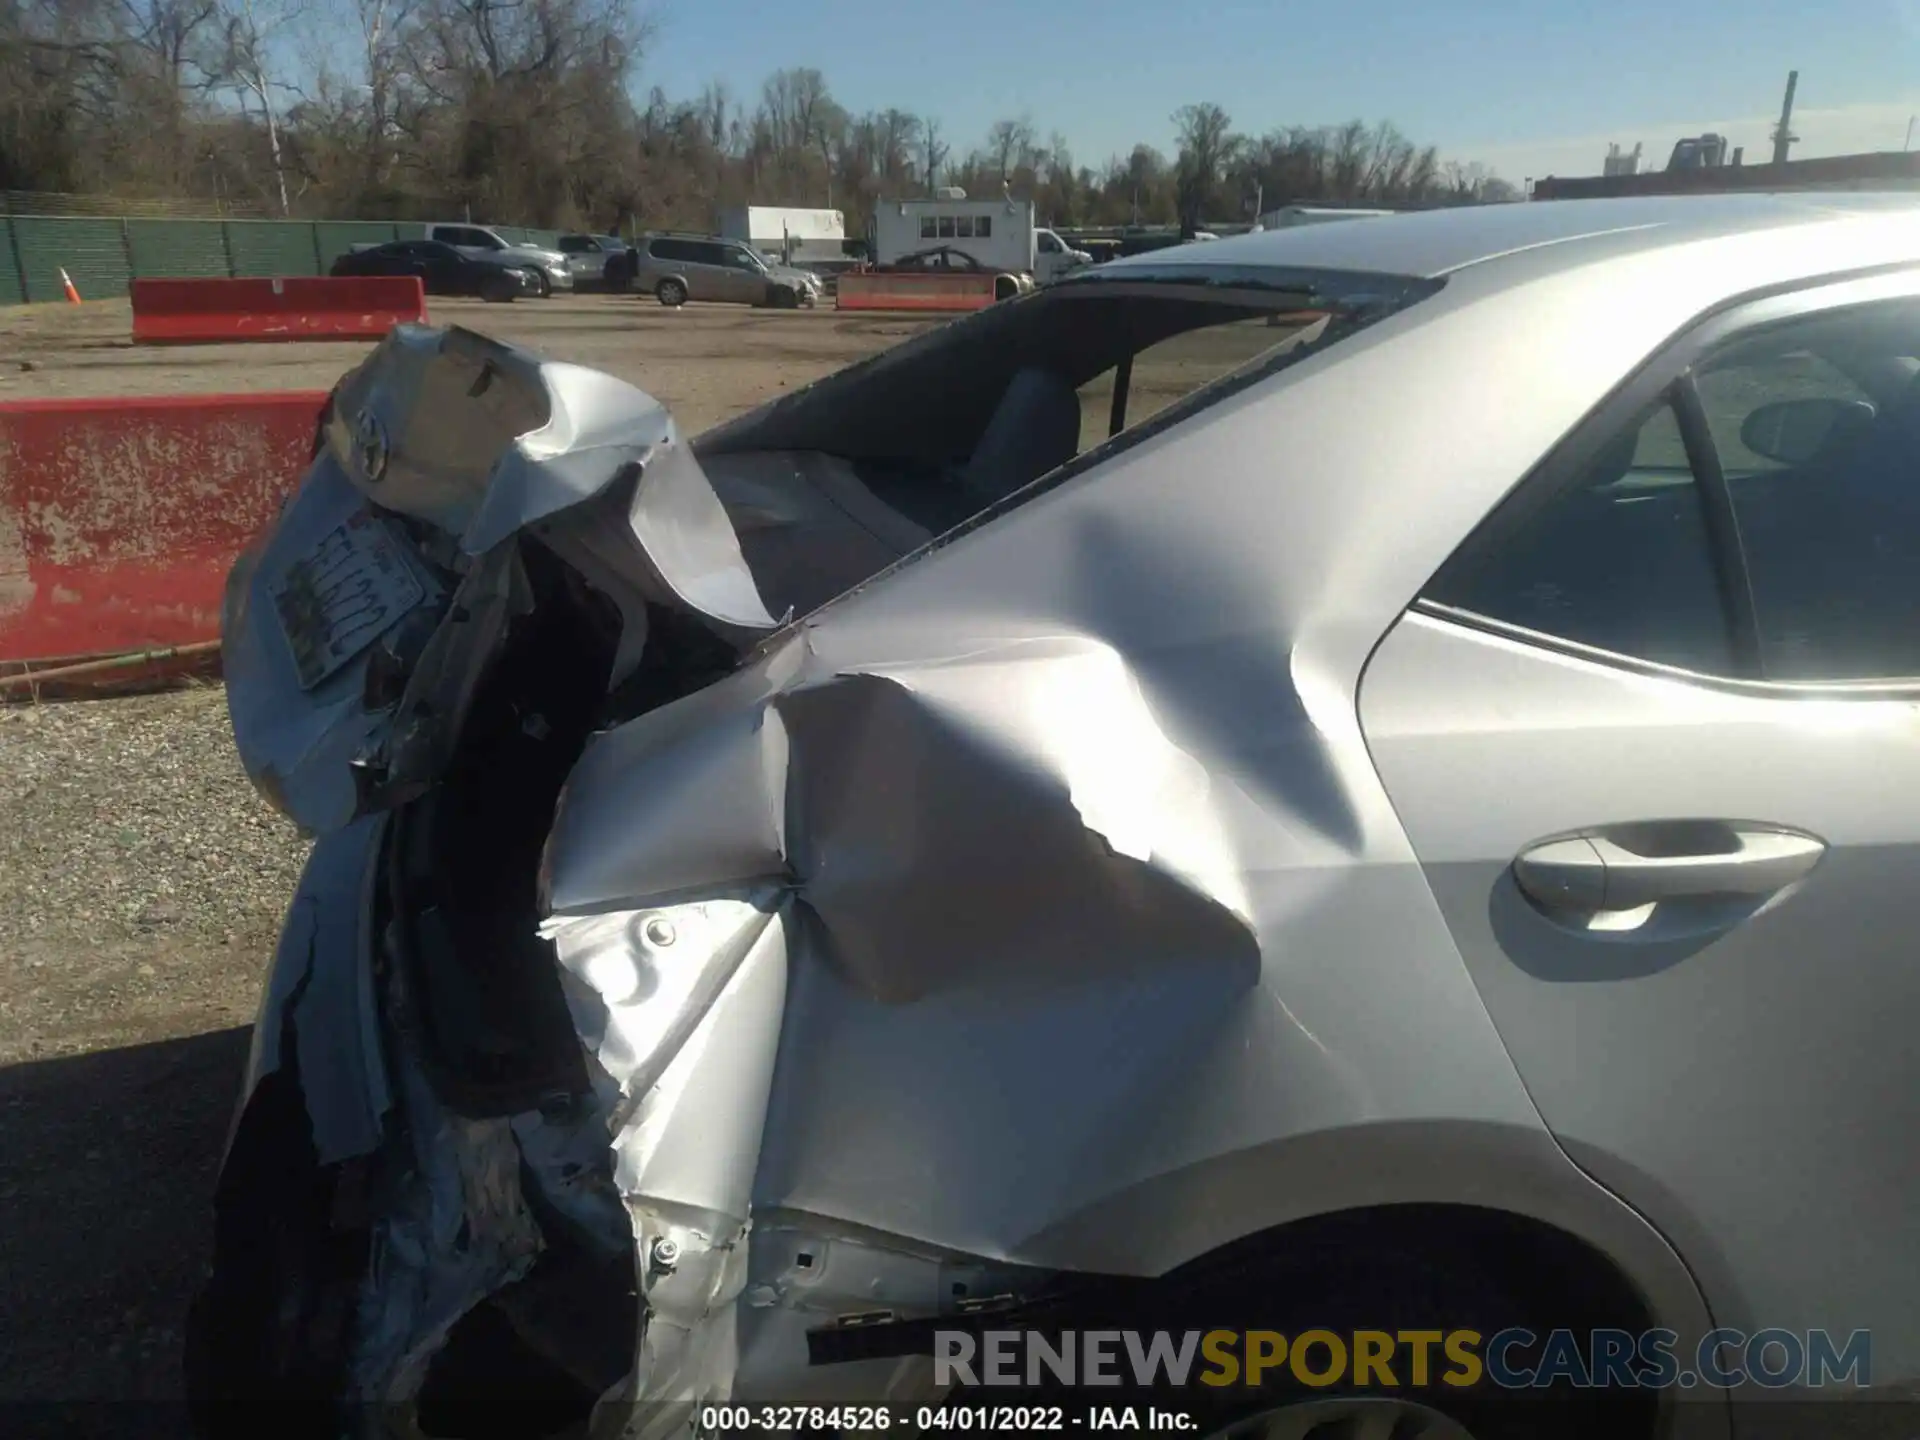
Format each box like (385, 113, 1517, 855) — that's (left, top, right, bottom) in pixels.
(1770, 70, 1800, 166)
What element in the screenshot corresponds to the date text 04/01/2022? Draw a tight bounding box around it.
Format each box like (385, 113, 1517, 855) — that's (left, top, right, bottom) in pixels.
(696, 1405, 1199, 1432)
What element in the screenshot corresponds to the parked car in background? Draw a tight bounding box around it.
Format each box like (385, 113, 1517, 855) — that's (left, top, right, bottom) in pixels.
(875, 244, 1035, 300)
(630, 232, 822, 308)
(424, 223, 573, 297)
(557, 233, 637, 290)
(328, 239, 534, 301)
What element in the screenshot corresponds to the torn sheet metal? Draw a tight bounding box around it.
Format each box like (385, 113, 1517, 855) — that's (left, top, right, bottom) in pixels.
(350, 1054, 548, 1404)
(234, 812, 391, 1165)
(226, 326, 778, 838)
(540, 366, 1557, 1298)
(540, 890, 793, 1437)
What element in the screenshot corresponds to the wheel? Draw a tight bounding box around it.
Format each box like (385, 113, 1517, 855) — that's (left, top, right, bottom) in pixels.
(530, 268, 552, 298)
(656, 278, 688, 307)
(479, 274, 519, 303)
(773, 286, 800, 310)
(993, 273, 1023, 302)
(992, 1244, 1648, 1440)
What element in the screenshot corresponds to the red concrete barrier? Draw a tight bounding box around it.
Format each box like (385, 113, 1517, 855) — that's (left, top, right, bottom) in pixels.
(0, 391, 328, 665)
(836, 271, 999, 313)
(131, 276, 427, 345)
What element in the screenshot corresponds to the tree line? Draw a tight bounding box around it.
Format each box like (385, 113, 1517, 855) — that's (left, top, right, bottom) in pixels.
(2, 0, 1518, 234)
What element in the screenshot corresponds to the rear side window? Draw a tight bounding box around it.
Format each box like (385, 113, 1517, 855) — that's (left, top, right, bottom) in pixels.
(1426, 295, 1920, 684)
(649, 239, 691, 262)
(1428, 401, 1735, 673)
(1074, 315, 1336, 456)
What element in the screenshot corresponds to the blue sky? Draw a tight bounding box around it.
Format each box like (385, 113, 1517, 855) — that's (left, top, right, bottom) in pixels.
(636, 0, 1920, 182)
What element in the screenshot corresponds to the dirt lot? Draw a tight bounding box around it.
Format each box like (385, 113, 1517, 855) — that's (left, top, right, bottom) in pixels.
(0, 294, 946, 434)
(0, 291, 1295, 1419)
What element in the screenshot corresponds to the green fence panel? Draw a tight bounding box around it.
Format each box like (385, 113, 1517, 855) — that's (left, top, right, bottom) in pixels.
(11, 216, 131, 302)
(125, 217, 230, 279)
(225, 220, 321, 278)
(314, 221, 402, 270)
(1, 214, 567, 305)
(0, 221, 24, 306)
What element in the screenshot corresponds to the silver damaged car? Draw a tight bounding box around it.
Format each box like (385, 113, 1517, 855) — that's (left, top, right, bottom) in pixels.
(188, 194, 1920, 1440)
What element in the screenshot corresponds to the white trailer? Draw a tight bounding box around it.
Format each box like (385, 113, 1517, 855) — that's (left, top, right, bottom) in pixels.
(871, 192, 1089, 285)
(716, 207, 846, 266)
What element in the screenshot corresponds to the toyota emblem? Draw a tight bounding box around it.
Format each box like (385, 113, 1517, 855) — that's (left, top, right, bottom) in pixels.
(354, 408, 390, 485)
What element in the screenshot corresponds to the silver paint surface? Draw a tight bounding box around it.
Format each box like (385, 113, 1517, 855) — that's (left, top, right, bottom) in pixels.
(224, 195, 1920, 1422)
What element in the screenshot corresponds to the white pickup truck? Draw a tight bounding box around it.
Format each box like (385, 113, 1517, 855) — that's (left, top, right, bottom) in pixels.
(424, 223, 573, 297)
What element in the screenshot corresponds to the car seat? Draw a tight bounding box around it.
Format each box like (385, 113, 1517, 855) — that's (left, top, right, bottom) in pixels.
(960, 367, 1083, 508)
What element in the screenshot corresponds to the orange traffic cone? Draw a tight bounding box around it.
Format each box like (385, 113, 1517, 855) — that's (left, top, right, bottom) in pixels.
(59, 267, 81, 304)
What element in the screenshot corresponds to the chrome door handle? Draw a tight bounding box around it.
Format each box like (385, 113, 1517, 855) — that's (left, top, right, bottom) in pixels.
(1514, 827, 1826, 911)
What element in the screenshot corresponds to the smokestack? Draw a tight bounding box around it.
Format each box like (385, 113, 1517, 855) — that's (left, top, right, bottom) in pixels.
(1771, 70, 1799, 165)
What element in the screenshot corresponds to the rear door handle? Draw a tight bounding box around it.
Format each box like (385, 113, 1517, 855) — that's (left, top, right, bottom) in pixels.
(1514, 827, 1826, 911)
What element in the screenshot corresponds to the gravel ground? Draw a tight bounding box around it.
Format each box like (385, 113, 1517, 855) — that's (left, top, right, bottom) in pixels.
(0, 686, 307, 1065)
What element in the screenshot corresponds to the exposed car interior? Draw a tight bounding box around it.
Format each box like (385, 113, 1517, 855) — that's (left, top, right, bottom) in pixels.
(695, 279, 1374, 621)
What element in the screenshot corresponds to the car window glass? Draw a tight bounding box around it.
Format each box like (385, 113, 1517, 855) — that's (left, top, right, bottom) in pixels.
(558, 236, 585, 252)
(1074, 316, 1327, 456)
(920, 218, 937, 239)
(956, 216, 975, 239)
(938, 216, 956, 238)
(977, 216, 992, 238)
(722, 248, 758, 270)
(1697, 347, 1873, 479)
(1425, 399, 1736, 675)
(1706, 300, 1920, 681)
(1039, 232, 1060, 254)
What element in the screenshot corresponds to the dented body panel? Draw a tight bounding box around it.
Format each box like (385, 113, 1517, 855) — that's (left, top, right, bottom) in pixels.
(200, 196, 1920, 1431)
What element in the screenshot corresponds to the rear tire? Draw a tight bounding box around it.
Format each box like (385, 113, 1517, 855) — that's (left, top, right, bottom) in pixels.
(992, 1245, 1648, 1440)
(479, 274, 518, 304)
(656, 278, 688, 308)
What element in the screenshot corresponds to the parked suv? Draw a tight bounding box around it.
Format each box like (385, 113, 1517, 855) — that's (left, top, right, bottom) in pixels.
(631, 233, 820, 308)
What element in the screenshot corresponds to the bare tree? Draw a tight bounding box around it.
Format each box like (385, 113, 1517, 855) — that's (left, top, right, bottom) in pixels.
(216, 0, 303, 213)
(0, 35, 1516, 231)
(986, 114, 1035, 185)
(1171, 101, 1238, 232)
(921, 116, 948, 194)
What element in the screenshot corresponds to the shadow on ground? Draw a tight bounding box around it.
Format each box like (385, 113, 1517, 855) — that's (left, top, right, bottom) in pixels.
(0, 1026, 248, 1435)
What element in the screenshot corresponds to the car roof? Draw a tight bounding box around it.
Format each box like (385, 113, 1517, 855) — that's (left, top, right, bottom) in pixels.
(1111, 193, 1920, 282)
